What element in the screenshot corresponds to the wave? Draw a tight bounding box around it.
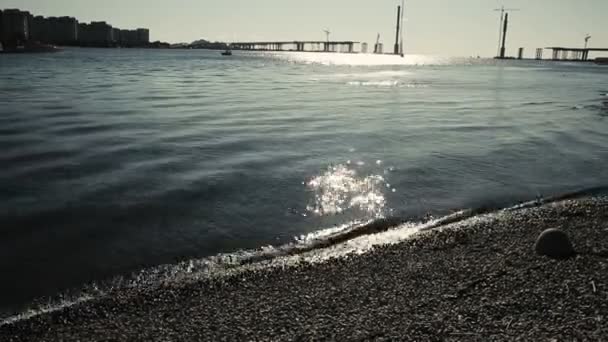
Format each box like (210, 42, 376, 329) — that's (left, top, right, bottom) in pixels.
(333, 70, 413, 78)
(572, 102, 608, 115)
(2, 186, 608, 326)
(346, 80, 429, 88)
(521, 101, 557, 106)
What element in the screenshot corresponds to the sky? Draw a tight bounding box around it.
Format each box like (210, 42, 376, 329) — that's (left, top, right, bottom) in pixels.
(1, 0, 607, 57)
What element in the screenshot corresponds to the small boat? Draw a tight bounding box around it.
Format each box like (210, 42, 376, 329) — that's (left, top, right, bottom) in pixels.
(221, 49, 232, 56)
(595, 58, 608, 65)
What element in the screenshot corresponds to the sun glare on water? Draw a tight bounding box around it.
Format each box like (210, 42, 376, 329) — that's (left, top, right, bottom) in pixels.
(306, 164, 388, 217)
(253, 51, 453, 66)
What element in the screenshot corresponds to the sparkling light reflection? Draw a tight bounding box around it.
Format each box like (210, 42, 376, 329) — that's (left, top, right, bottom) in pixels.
(306, 164, 387, 217)
(255, 51, 454, 66)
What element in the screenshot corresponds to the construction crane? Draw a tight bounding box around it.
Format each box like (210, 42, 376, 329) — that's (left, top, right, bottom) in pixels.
(323, 29, 331, 52)
(584, 34, 592, 49)
(323, 29, 331, 43)
(494, 6, 519, 56)
(400, 0, 405, 57)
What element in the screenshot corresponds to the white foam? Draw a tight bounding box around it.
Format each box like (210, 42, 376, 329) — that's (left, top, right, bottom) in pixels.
(346, 80, 430, 88)
(347, 80, 400, 87)
(6, 197, 552, 327)
(1, 294, 96, 327)
(1, 208, 503, 327)
(295, 221, 363, 244)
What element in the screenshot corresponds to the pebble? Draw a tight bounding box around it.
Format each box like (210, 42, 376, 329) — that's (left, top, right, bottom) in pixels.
(534, 228, 575, 259)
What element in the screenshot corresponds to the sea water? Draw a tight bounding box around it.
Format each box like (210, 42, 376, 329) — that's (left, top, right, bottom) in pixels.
(1, 48, 607, 315)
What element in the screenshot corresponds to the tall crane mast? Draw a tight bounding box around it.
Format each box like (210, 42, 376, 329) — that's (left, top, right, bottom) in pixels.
(323, 29, 331, 43)
(323, 29, 331, 52)
(493, 6, 519, 56)
(374, 33, 381, 54)
(400, 0, 405, 57)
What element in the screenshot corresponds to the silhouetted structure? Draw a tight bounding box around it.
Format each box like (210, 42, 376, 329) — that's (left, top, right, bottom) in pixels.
(375, 43, 384, 54)
(1, 7, 153, 48)
(361, 42, 368, 53)
(546, 47, 608, 61)
(120, 29, 136, 46)
(535, 48, 543, 60)
(499, 13, 509, 58)
(86, 22, 112, 46)
(118, 29, 149, 47)
(394, 5, 401, 55)
(323, 29, 331, 52)
(231, 41, 359, 53)
(518, 47, 524, 59)
(78, 22, 108, 46)
(188, 39, 229, 50)
(112, 28, 120, 44)
(30, 16, 45, 42)
(493, 7, 519, 57)
(1, 9, 30, 47)
(137, 29, 149, 44)
(37, 16, 79, 45)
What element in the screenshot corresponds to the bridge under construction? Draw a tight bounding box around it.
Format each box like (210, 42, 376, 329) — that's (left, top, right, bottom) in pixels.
(229, 2, 406, 56)
(230, 41, 360, 53)
(545, 47, 608, 61)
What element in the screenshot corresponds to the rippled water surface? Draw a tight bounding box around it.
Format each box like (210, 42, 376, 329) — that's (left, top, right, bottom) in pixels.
(1, 48, 607, 313)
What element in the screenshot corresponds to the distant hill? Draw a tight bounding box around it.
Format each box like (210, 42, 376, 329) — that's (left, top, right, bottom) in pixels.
(189, 39, 228, 50)
(191, 39, 210, 45)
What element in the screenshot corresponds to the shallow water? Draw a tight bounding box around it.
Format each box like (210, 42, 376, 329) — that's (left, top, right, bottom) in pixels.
(1, 48, 607, 314)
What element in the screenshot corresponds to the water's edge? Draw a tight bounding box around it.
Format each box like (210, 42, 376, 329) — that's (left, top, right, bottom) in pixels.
(2, 186, 606, 326)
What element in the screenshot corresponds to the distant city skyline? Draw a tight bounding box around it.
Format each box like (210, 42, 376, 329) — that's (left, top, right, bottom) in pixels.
(2, 0, 607, 57)
(0, 8, 153, 49)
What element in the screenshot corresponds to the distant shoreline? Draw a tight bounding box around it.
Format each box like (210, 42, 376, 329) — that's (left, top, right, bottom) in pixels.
(0, 43, 232, 54)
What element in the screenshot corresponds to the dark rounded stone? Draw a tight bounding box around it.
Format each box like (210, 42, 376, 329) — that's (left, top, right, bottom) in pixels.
(535, 228, 575, 259)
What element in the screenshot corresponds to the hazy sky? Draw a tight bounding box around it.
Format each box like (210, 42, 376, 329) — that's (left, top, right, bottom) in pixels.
(2, 0, 607, 57)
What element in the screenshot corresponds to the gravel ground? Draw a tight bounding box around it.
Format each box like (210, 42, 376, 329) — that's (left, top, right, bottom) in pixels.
(2, 197, 608, 341)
